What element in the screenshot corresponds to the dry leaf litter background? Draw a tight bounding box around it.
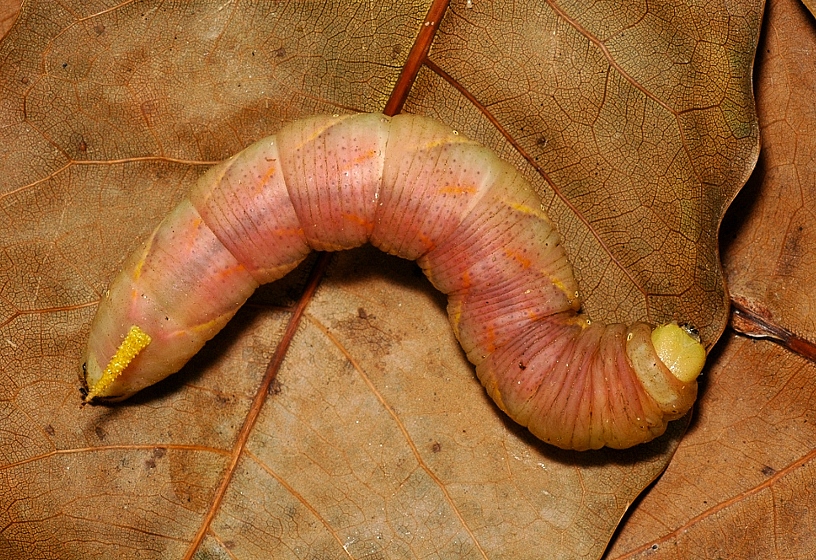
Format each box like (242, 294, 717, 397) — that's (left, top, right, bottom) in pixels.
(0, 0, 811, 559)
(608, 0, 816, 557)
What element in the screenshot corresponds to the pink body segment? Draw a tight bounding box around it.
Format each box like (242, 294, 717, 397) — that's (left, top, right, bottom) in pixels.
(83, 113, 701, 450)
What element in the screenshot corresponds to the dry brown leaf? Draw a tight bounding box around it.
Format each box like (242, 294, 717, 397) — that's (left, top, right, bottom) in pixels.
(724, 0, 816, 344)
(606, 335, 816, 559)
(0, 0, 18, 40)
(607, 0, 816, 556)
(0, 1, 761, 558)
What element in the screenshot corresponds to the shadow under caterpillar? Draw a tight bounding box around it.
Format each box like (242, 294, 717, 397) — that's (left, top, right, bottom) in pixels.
(82, 113, 705, 450)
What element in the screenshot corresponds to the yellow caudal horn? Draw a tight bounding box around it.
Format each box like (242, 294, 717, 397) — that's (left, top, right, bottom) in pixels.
(85, 325, 152, 402)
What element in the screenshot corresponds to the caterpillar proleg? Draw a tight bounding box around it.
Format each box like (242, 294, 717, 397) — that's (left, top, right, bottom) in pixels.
(82, 113, 705, 450)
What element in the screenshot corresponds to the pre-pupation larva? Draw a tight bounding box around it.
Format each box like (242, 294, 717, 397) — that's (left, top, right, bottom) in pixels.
(82, 113, 706, 450)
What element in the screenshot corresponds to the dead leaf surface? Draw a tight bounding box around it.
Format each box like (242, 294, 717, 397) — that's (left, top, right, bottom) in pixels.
(0, 0, 17, 40)
(606, 0, 816, 556)
(724, 0, 816, 344)
(0, 1, 760, 558)
(606, 336, 816, 559)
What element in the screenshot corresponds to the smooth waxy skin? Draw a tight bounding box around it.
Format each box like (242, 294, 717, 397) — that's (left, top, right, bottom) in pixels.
(83, 113, 705, 450)
(651, 323, 707, 384)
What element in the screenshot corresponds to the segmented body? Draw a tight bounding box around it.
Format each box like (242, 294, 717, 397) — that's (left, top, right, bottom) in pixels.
(83, 113, 703, 450)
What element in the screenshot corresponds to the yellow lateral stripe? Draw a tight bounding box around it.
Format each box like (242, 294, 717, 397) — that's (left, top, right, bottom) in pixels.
(86, 325, 152, 401)
(424, 136, 477, 150)
(438, 185, 478, 195)
(507, 200, 548, 218)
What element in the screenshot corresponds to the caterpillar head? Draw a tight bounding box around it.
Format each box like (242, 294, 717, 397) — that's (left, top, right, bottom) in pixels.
(626, 322, 705, 421)
(651, 322, 706, 384)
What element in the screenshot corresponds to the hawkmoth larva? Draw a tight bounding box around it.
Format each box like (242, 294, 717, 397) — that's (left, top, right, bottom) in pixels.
(82, 113, 706, 450)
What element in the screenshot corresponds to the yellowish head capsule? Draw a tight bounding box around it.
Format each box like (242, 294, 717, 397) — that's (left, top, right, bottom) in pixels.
(85, 325, 152, 402)
(651, 322, 706, 383)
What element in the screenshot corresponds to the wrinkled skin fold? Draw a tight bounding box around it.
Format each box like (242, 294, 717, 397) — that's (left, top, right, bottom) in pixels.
(82, 113, 705, 450)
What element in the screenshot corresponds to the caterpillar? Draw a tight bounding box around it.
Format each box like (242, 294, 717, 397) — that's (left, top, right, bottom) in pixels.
(81, 112, 706, 451)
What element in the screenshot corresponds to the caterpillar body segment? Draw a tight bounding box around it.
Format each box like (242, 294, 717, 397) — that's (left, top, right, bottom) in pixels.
(82, 113, 705, 450)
